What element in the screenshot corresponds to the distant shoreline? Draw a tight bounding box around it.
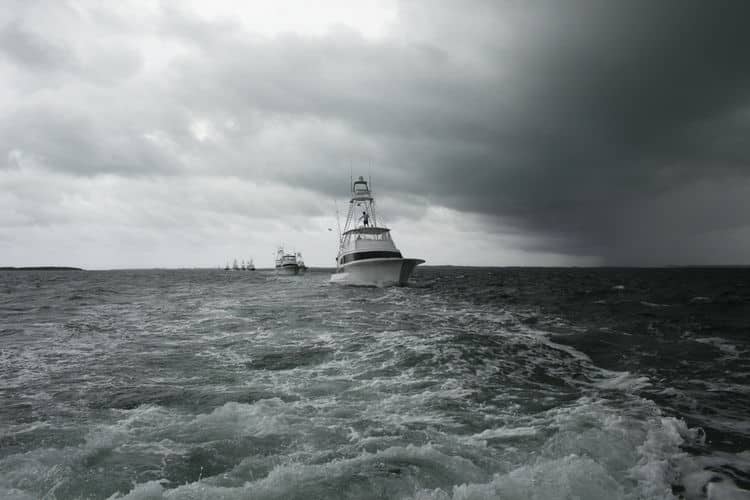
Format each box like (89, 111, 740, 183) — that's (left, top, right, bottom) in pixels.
(0, 266, 84, 271)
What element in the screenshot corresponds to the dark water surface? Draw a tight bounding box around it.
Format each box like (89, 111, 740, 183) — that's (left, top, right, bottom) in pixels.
(1, 267, 749, 499)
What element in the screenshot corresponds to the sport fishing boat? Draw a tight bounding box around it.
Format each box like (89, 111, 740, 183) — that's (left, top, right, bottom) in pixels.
(275, 248, 300, 275)
(331, 176, 424, 286)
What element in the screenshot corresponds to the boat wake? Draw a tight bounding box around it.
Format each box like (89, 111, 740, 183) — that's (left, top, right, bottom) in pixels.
(1, 268, 749, 499)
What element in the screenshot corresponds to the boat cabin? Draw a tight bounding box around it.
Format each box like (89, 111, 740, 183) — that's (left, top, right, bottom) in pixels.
(276, 248, 298, 267)
(337, 226, 402, 266)
(341, 226, 393, 247)
(279, 254, 296, 265)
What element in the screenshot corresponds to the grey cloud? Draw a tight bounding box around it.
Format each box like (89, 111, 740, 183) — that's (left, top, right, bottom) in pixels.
(384, 1, 750, 263)
(3, 1, 750, 265)
(1, 105, 181, 176)
(0, 20, 73, 71)
(1, 2, 143, 83)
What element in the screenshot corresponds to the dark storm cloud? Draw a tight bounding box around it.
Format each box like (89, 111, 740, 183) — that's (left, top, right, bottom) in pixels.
(388, 0, 750, 263)
(3, 0, 750, 264)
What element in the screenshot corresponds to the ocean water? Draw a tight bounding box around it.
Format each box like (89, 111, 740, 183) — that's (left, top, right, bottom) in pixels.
(1, 267, 749, 500)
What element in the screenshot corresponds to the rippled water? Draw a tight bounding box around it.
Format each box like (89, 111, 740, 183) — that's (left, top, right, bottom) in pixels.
(1, 267, 749, 499)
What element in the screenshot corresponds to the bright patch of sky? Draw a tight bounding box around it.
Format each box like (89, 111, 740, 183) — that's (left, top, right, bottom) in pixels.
(186, 0, 398, 38)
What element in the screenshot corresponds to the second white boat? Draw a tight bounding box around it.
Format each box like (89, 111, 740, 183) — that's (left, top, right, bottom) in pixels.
(275, 248, 300, 275)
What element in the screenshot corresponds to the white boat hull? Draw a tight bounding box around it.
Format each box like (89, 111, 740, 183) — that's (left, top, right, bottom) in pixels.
(330, 258, 424, 286)
(276, 265, 299, 275)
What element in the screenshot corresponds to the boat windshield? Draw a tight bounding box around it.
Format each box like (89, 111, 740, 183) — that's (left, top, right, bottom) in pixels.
(343, 229, 392, 246)
(354, 231, 390, 241)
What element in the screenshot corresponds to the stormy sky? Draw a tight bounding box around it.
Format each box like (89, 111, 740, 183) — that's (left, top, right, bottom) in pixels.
(2, 0, 750, 268)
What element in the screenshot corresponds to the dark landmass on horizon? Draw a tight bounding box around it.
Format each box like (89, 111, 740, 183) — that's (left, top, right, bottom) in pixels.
(0, 267, 84, 271)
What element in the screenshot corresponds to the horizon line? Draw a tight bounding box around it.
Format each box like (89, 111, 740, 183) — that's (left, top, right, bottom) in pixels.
(4, 264, 750, 272)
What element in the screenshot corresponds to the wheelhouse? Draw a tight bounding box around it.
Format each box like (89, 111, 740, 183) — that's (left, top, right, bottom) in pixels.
(341, 226, 392, 244)
(336, 226, 402, 268)
(276, 248, 298, 267)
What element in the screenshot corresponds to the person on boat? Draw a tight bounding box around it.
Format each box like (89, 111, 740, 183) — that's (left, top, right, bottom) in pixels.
(359, 211, 369, 227)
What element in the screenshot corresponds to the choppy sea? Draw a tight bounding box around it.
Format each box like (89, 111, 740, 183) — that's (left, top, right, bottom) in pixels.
(1, 267, 749, 500)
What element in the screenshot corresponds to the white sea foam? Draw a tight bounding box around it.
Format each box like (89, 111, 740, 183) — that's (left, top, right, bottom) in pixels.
(641, 301, 671, 308)
(594, 371, 652, 392)
(5, 271, 750, 499)
(0, 446, 80, 498)
(464, 426, 539, 444)
(0, 488, 38, 500)
(108, 444, 489, 499)
(677, 451, 750, 500)
(694, 336, 744, 359)
(93, 393, 723, 500)
(408, 400, 711, 500)
(414, 455, 625, 500)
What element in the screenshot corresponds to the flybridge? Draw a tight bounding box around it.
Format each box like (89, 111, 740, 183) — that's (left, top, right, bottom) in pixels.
(342, 227, 391, 236)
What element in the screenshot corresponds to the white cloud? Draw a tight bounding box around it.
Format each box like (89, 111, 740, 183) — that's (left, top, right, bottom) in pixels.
(184, 0, 398, 39)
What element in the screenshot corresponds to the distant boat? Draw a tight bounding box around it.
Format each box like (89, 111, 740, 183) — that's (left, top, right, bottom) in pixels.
(248, 259, 255, 271)
(297, 253, 307, 274)
(330, 176, 424, 286)
(241, 260, 247, 271)
(275, 247, 299, 275)
(224, 262, 230, 271)
(232, 259, 240, 271)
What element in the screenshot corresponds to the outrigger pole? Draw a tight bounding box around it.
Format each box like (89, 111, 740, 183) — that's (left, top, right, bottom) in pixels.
(334, 200, 342, 240)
